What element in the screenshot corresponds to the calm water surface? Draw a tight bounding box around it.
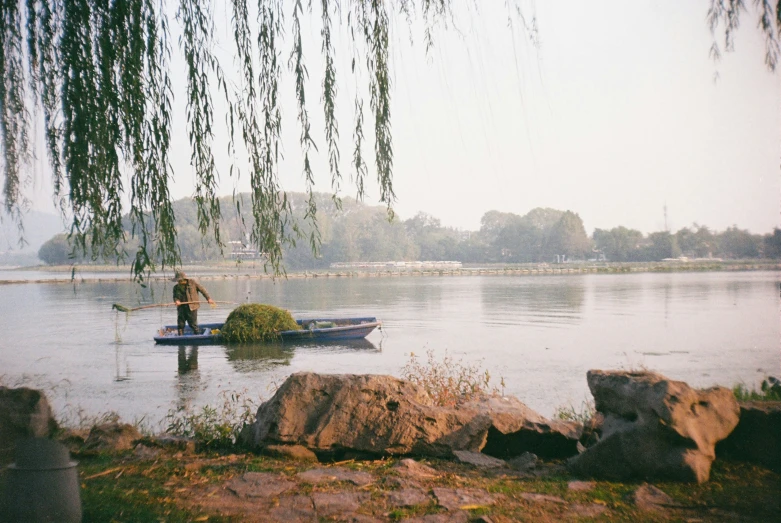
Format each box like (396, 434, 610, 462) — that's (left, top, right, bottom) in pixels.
(0, 270, 778, 427)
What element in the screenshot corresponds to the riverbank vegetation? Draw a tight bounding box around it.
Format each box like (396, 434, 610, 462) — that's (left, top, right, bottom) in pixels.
(34, 193, 781, 270)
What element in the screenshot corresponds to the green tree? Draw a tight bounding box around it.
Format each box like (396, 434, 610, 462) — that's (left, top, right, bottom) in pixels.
(544, 211, 591, 261)
(593, 226, 644, 262)
(764, 228, 781, 258)
(717, 226, 762, 259)
(37, 234, 74, 265)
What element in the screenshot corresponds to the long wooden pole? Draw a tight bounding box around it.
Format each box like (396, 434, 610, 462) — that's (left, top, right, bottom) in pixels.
(112, 301, 233, 312)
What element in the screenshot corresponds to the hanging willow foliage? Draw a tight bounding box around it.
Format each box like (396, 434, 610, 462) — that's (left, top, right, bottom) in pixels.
(0, 1, 778, 282)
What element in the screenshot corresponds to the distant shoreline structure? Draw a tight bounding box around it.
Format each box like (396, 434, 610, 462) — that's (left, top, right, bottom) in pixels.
(329, 261, 463, 270)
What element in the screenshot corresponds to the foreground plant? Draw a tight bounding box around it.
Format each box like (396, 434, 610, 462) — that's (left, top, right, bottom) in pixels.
(164, 389, 259, 449)
(401, 348, 502, 407)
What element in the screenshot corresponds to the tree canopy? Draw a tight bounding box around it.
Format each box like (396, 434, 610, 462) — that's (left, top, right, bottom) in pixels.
(1, 0, 779, 281)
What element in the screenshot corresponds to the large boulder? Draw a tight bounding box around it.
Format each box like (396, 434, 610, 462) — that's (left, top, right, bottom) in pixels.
(568, 370, 740, 483)
(464, 395, 582, 459)
(717, 401, 781, 472)
(244, 372, 582, 459)
(0, 387, 57, 466)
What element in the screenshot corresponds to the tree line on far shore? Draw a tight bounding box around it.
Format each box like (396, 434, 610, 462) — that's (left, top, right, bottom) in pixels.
(36, 192, 781, 268)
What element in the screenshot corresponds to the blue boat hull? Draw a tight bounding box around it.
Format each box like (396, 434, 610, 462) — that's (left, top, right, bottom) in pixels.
(154, 317, 380, 345)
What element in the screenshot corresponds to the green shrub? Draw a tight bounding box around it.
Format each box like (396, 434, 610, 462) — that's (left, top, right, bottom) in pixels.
(221, 303, 301, 343)
(554, 400, 596, 424)
(732, 377, 781, 402)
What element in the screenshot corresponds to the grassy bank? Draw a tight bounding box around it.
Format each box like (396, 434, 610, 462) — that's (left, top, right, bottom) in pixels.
(69, 443, 780, 522)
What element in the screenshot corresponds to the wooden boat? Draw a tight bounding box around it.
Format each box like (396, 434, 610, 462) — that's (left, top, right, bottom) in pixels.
(153, 317, 381, 345)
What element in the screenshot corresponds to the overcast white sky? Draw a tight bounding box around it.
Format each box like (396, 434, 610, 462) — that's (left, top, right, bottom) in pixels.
(20, 0, 781, 235)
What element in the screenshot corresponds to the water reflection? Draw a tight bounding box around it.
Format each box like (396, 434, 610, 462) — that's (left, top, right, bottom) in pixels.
(175, 345, 201, 411)
(224, 338, 381, 373)
(480, 278, 585, 326)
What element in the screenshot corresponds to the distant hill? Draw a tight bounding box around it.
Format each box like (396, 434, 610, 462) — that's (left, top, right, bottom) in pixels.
(0, 210, 66, 254)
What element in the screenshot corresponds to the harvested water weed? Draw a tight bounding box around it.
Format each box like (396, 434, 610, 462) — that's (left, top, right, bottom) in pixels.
(221, 303, 301, 343)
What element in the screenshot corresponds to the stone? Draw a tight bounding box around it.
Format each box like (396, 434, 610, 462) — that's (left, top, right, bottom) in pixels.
(226, 472, 296, 498)
(403, 511, 469, 523)
(296, 467, 375, 487)
(268, 495, 316, 523)
(385, 488, 430, 508)
(85, 422, 142, 451)
(0, 387, 57, 465)
(568, 503, 608, 518)
(263, 444, 319, 462)
(567, 480, 596, 492)
(717, 401, 781, 472)
(632, 483, 676, 512)
(569, 370, 740, 482)
(518, 492, 567, 504)
(432, 487, 499, 511)
(505, 452, 538, 471)
(149, 435, 196, 453)
(245, 372, 490, 457)
(393, 458, 440, 480)
(463, 395, 583, 459)
(452, 450, 507, 468)
(312, 492, 369, 517)
(132, 443, 160, 460)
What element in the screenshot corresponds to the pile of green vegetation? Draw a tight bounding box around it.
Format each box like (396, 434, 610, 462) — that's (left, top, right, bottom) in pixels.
(220, 304, 301, 343)
(733, 377, 781, 402)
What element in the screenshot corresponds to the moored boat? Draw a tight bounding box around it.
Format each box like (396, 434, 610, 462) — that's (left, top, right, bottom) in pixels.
(154, 317, 380, 345)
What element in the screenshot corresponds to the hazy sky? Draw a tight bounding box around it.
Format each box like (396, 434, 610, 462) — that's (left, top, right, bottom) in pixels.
(19, 1, 781, 235)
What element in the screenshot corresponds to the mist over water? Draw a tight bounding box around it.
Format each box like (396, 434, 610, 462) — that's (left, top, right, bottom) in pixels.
(0, 270, 778, 427)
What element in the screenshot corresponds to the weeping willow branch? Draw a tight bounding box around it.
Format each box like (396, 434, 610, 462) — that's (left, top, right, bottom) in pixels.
(0, 0, 776, 283)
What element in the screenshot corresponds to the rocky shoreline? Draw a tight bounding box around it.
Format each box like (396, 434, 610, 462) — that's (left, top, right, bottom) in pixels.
(1, 370, 779, 521)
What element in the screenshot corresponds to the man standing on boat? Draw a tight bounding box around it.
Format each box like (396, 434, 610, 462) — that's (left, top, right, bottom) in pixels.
(172, 270, 215, 335)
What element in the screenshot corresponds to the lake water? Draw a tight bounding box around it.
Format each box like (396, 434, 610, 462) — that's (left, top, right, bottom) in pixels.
(0, 270, 778, 429)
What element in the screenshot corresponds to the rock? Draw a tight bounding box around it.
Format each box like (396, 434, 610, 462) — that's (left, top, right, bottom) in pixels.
(246, 372, 490, 457)
(245, 372, 581, 460)
(226, 472, 296, 498)
(717, 401, 781, 472)
(148, 435, 196, 453)
(432, 487, 500, 511)
(393, 458, 440, 480)
(632, 483, 677, 512)
(263, 444, 319, 462)
(568, 503, 608, 518)
(85, 422, 142, 451)
(132, 443, 160, 460)
(385, 488, 430, 508)
(464, 395, 583, 459)
(403, 512, 469, 523)
(0, 387, 57, 465)
(569, 370, 740, 482)
(452, 450, 506, 468)
(505, 451, 538, 471)
(518, 492, 567, 504)
(296, 467, 375, 487)
(312, 492, 369, 517)
(567, 480, 596, 492)
(268, 495, 316, 523)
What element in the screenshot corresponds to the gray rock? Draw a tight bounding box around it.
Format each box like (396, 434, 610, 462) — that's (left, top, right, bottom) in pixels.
(393, 458, 440, 479)
(385, 488, 430, 508)
(226, 472, 296, 498)
(0, 387, 57, 465)
(569, 370, 740, 483)
(403, 511, 470, 522)
(263, 444, 319, 462)
(432, 487, 499, 511)
(567, 480, 596, 492)
(505, 451, 538, 471)
(246, 372, 490, 457)
(568, 503, 608, 518)
(465, 395, 583, 460)
(452, 450, 506, 468)
(296, 467, 374, 487)
(268, 495, 316, 523)
(312, 492, 369, 517)
(518, 492, 567, 504)
(717, 401, 781, 472)
(132, 443, 161, 460)
(632, 483, 676, 512)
